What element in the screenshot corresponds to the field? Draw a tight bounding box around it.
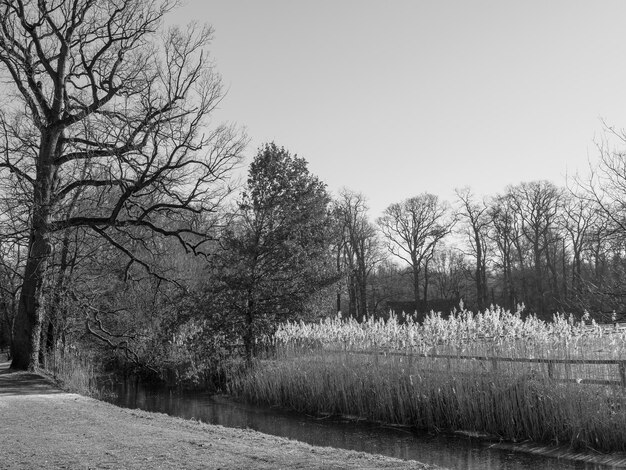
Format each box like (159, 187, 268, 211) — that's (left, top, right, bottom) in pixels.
(230, 306, 626, 452)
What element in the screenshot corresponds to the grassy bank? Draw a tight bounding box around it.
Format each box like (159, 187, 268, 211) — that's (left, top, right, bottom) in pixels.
(0, 360, 435, 470)
(230, 306, 626, 453)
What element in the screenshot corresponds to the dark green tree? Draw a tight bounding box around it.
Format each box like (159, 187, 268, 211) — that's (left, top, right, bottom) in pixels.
(215, 143, 337, 359)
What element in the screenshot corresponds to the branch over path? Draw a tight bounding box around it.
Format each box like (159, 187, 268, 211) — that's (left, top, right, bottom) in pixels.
(0, 361, 442, 469)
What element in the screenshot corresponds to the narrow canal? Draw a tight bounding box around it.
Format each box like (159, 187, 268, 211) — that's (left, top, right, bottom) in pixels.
(101, 377, 619, 470)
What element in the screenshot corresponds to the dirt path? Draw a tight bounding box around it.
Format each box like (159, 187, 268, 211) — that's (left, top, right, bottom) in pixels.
(0, 361, 443, 470)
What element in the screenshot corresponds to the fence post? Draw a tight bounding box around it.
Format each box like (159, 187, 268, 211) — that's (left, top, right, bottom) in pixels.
(619, 361, 626, 387)
(547, 361, 554, 380)
(491, 357, 498, 372)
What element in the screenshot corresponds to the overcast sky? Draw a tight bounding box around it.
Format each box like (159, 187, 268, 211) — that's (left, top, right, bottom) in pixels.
(169, 1, 626, 218)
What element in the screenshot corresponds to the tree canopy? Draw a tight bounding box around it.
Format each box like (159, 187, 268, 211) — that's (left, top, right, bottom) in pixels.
(212, 143, 337, 358)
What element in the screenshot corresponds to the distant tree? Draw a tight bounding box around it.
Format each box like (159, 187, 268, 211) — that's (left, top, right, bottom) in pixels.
(335, 189, 381, 320)
(0, 0, 245, 370)
(560, 192, 599, 309)
(366, 260, 412, 316)
(508, 181, 563, 314)
(216, 143, 337, 359)
(428, 245, 468, 302)
(579, 124, 626, 237)
(0, 178, 29, 353)
(573, 130, 626, 313)
(455, 187, 490, 310)
(488, 193, 524, 309)
(377, 193, 454, 313)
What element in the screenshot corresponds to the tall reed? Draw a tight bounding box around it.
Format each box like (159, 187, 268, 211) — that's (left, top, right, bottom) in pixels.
(231, 306, 626, 452)
(43, 347, 101, 397)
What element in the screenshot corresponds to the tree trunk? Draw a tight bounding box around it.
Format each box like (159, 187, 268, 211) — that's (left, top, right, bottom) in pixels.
(474, 228, 485, 311)
(560, 239, 567, 307)
(412, 264, 420, 314)
(348, 272, 357, 318)
(11, 227, 51, 370)
(423, 263, 429, 306)
(243, 298, 255, 362)
(357, 268, 367, 321)
(572, 249, 582, 295)
(505, 259, 517, 310)
(10, 130, 59, 371)
(533, 239, 544, 314)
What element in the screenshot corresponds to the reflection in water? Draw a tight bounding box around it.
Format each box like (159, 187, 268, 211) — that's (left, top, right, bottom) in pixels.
(102, 377, 611, 470)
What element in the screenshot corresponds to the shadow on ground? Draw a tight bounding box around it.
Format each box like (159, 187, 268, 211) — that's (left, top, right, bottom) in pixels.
(0, 360, 64, 396)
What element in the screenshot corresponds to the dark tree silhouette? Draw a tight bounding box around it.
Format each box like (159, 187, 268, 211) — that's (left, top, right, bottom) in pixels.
(216, 143, 337, 359)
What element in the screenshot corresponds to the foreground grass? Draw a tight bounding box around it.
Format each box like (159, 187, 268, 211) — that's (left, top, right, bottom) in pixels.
(0, 360, 439, 470)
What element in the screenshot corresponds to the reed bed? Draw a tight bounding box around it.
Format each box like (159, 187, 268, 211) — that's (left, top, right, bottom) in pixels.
(43, 348, 102, 397)
(230, 306, 626, 452)
(275, 305, 626, 360)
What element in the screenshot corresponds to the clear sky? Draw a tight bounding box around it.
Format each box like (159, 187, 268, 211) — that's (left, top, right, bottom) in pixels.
(168, 1, 626, 218)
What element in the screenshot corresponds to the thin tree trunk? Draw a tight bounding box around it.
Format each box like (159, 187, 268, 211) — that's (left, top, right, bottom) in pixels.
(243, 298, 255, 362)
(357, 267, 367, 321)
(348, 272, 357, 318)
(423, 263, 429, 306)
(412, 264, 420, 314)
(475, 229, 485, 311)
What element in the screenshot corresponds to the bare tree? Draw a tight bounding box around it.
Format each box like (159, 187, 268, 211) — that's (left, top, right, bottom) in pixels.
(560, 191, 599, 307)
(0, 0, 245, 370)
(574, 130, 626, 311)
(488, 193, 521, 309)
(0, 152, 30, 353)
(579, 124, 626, 242)
(335, 189, 380, 320)
(377, 193, 454, 313)
(428, 245, 467, 301)
(455, 187, 490, 310)
(508, 181, 563, 314)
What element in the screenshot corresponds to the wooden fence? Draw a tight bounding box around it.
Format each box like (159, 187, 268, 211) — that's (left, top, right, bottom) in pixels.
(323, 348, 626, 387)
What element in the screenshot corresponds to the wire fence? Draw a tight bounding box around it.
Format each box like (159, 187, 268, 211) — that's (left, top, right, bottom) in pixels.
(319, 347, 626, 387)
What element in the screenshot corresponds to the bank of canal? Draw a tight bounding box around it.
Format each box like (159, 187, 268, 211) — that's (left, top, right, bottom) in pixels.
(0, 361, 436, 470)
(102, 376, 626, 470)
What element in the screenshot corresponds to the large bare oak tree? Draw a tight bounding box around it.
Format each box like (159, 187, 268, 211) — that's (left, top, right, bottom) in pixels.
(0, 0, 245, 370)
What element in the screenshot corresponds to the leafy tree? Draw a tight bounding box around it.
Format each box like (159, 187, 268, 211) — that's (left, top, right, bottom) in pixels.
(215, 143, 337, 359)
(0, 0, 245, 370)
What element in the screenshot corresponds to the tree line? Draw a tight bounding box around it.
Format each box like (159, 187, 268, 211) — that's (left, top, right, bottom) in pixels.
(350, 176, 626, 323)
(0, 0, 624, 377)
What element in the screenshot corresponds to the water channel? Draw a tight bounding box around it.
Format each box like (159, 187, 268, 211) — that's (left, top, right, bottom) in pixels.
(101, 377, 620, 470)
